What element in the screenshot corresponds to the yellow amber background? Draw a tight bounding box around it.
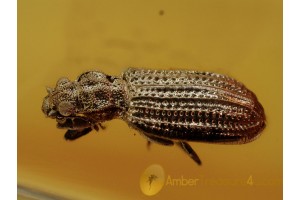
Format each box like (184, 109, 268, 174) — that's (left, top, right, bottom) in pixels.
(18, 0, 282, 199)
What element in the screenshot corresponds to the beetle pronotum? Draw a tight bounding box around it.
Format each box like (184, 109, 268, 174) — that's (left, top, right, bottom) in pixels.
(42, 68, 266, 165)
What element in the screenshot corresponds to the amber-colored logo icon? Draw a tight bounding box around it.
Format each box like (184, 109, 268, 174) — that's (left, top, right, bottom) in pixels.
(140, 164, 165, 196)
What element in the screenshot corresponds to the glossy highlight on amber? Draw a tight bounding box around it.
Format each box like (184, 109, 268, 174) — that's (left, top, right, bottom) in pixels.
(42, 68, 266, 165)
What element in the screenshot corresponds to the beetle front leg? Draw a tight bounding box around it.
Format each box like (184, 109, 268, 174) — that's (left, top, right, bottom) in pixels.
(64, 127, 93, 140)
(93, 123, 106, 132)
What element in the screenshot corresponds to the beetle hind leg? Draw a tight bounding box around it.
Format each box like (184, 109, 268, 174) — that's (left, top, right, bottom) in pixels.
(177, 141, 202, 165)
(142, 133, 174, 150)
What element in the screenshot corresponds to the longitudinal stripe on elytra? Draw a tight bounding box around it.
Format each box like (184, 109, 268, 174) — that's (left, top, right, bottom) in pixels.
(128, 97, 261, 121)
(131, 86, 254, 107)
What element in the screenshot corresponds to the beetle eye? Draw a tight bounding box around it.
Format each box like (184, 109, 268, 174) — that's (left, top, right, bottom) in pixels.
(58, 101, 75, 116)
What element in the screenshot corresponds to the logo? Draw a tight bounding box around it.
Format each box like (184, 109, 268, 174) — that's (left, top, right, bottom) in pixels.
(140, 164, 165, 196)
(140, 164, 282, 196)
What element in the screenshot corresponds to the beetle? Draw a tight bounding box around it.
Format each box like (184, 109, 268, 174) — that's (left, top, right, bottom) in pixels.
(42, 68, 266, 165)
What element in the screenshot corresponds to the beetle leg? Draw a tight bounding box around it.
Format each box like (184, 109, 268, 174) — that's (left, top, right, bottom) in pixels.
(142, 133, 174, 147)
(64, 127, 92, 140)
(177, 141, 201, 165)
(93, 123, 106, 132)
(147, 140, 152, 150)
(93, 124, 99, 131)
(99, 123, 106, 130)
